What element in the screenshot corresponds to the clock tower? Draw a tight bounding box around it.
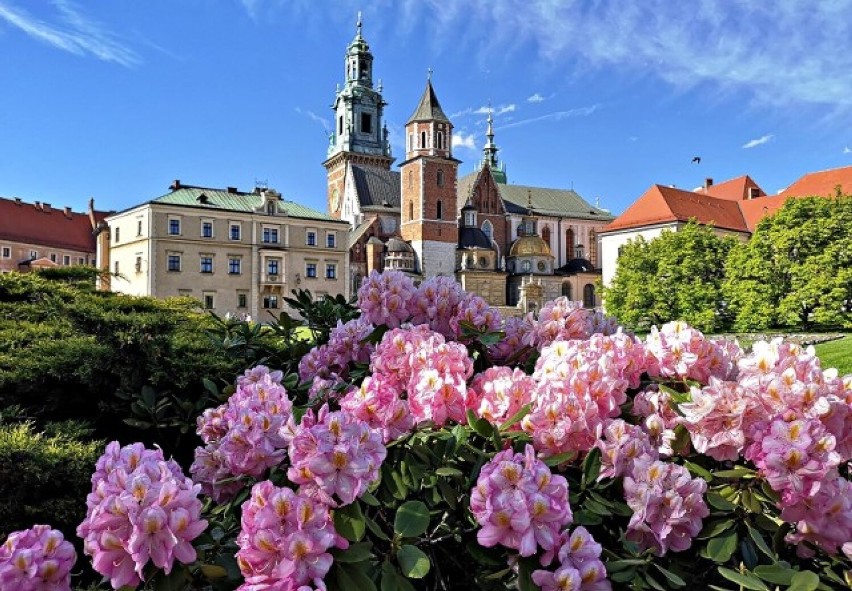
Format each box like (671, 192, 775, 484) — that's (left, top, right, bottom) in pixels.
(323, 13, 393, 219)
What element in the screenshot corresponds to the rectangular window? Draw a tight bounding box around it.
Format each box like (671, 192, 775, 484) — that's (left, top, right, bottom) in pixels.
(135, 256, 142, 273)
(204, 294, 214, 310)
(50, 253, 57, 263)
(168, 254, 181, 272)
(263, 228, 279, 244)
(361, 112, 372, 133)
(230, 224, 241, 241)
(1, 247, 10, 258)
(202, 221, 213, 238)
(306, 263, 317, 278)
(62, 255, 70, 265)
(229, 258, 241, 275)
(30, 250, 38, 259)
(200, 256, 213, 274)
(114, 227, 120, 243)
(238, 293, 247, 308)
(307, 231, 317, 246)
(326, 233, 336, 248)
(263, 295, 278, 309)
(114, 261, 119, 274)
(326, 264, 336, 279)
(267, 259, 279, 275)
(169, 218, 181, 235)
(78, 257, 85, 265)
(137, 220, 143, 236)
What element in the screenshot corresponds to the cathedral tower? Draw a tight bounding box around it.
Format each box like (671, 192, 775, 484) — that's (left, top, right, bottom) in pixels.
(400, 75, 460, 277)
(323, 14, 393, 218)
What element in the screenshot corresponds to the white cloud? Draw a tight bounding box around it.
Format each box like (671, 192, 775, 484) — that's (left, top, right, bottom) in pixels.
(844, 145, 852, 154)
(496, 105, 599, 130)
(0, 0, 140, 67)
(742, 134, 774, 149)
(452, 131, 477, 151)
(453, 103, 516, 118)
(294, 107, 331, 133)
(527, 93, 545, 103)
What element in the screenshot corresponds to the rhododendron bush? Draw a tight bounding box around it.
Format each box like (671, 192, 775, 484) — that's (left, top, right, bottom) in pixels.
(4, 270, 852, 590)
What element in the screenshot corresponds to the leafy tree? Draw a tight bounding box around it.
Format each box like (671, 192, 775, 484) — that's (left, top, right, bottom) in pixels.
(724, 195, 852, 330)
(603, 221, 736, 332)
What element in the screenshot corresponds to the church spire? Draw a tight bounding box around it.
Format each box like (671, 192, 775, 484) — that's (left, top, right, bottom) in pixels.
(481, 104, 507, 183)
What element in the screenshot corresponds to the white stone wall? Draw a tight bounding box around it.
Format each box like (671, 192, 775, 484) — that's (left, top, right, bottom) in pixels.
(419, 240, 456, 278)
(599, 225, 674, 287)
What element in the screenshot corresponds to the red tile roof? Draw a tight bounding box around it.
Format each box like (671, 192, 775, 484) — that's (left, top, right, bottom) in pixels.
(0, 197, 108, 253)
(602, 185, 749, 233)
(604, 166, 852, 235)
(776, 165, 852, 199)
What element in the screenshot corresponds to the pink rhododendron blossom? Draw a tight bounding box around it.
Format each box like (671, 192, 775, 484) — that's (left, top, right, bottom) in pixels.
(466, 366, 535, 426)
(781, 472, 852, 557)
(680, 378, 749, 461)
(357, 270, 415, 328)
(450, 292, 502, 338)
(407, 339, 474, 426)
(489, 315, 536, 364)
(744, 416, 840, 505)
(533, 526, 611, 591)
(237, 481, 346, 591)
(644, 321, 733, 383)
(408, 275, 464, 337)
(596, 419, 658, 480)
(370, 324, 443, 392)
(525, 297, 619, 350)
(298, 317, 375, 382)
(470, 445, 571, 557)
(288, 404, 386, 506)
(0, 525, 76, 591)
(78, 442, 207, 588)
(191, 367, 296, 500)
(340, 374, 414, 443)
(623, 459, 708, 556)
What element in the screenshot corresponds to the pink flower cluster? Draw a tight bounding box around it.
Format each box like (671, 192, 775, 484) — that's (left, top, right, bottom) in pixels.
(191, 366, 295, 501)
(526, 297, 619, 349)
(357, 270, 415, 328)
(645, 321, 740, 383)
(623, 459, 708, 556)
(532, 527, 611, 591)
(596, 419, 658, 480)
(489, 315, 535, 364)
(77, 442, 207, 589)
(470, 445, 571, 557)
(781, 472, 852, 558)
(450, 292, 502, 338)
(237, 481, 347, 591)
(287, 404, 386, 506)
(408, 275, 464, 336)
(466, 366, 536, 426)
(680, 379, 748, 461)
(0, 525, 76, 591)
(298, 316, 375, 383)
(340, 374, 413, 443)
(522, 333, 646, 457)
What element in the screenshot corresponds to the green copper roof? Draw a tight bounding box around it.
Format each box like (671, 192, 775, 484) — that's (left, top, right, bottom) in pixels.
(407, 80, 450, 124)
(151, 187, 345, 223)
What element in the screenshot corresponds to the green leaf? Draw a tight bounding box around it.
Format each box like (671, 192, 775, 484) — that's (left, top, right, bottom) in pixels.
(198, 564, 228, 580)
(705, 529, 738, 563)
(706, 491, 737, 511)
(360, 490, 381, 507)
(698, 518, 736, 539)
(544, 451, 577, 467)
(684, 460, 714, 481)
(582, 446, 602, 486)
(333, 502, 366, 542)
(717, 567, 769, 591)
(787, 571, 819, 591)
(746, 523, 774, 559)
(394, 501, 430, 538)
(714, 466, 757, 479)
(332, 541, 373, 563)
(753, 564, 796, 585)
(653, 564, 686, 587)
(499, 403, 531, 432)
(381, 561, 415, 591)
(202, 377, 219, 397)
(659, 383, 692, 404)
(397, 545, 430, 579)
(333, 562, 378, 591)
(516, 557, 538, 591)
(435, 467, 463, 477)
(140, 385, 156, 408)
(364, 514, 390, 541)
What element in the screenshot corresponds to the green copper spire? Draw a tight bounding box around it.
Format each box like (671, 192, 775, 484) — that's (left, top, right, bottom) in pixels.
(482, 104, 507, 183)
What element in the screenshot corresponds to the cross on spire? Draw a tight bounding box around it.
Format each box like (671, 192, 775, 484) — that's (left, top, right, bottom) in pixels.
(427, 68, 433, 81)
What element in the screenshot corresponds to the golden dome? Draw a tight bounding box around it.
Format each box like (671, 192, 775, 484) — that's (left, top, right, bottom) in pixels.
(509, 235, 552, 257)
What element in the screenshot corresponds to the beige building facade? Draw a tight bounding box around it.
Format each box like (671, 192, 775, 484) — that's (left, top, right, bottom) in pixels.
(102, 182, 349, 320)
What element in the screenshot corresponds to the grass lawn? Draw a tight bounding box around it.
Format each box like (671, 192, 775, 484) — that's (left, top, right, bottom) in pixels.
(814, 335, 852, 375)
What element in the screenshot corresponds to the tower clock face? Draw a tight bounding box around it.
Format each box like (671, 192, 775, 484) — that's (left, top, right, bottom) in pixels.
(331, 188, 341, 212)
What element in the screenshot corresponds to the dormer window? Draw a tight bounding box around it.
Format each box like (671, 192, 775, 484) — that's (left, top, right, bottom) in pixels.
(464, 211, 475, 226)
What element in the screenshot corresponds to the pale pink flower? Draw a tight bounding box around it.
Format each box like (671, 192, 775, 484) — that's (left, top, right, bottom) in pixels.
(680, 378, 748, 461)
(781, 472, 852, 557)
(466, 366, 535, 426)
(0, 525, 76, 591)
(533, 526, 611, 591)
(596, 419, 658, 480)
(340, 374, 414, 443)
(356, 270, 415, 328)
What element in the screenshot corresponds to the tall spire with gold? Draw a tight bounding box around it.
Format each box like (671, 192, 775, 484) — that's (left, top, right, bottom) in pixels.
(481, 104, 507, 183)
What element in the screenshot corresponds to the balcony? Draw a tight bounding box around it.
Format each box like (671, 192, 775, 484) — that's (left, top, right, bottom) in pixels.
(261, 274, 284, 285)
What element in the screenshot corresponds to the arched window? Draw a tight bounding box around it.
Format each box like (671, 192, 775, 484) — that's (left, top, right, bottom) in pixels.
(583, 284, 596, 308)
(436, 131, 444, 150)
(481, 220, 493, 240)
(437, 170, 444, 187)
(436, 200, 443, 220)
(566, 228, 575, 260)
(541, 226, 551, 248)
(562, 283, 572, 299)
(589, 230, 598, 267)
(421, 131, 427, 148)
(409, 201, 414, 221)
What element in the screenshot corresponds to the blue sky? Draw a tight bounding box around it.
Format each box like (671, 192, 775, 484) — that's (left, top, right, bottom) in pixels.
(2, 1, 852, 217)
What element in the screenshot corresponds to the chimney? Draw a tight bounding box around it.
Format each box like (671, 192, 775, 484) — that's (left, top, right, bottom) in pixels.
(42, 202, 51, 212)
(704, 177, 713, 189)
(170, 179, 181, 190)
(14, 197, 21, 205)
(749, 187, 760, 200)
(227, 186, 238, 194)
(64, 206, 72, 218)
(34, 201, 41, 210)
